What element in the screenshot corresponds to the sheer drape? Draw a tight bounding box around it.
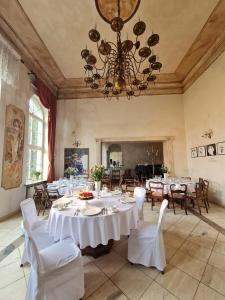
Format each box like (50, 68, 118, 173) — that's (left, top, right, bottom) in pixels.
(35, 78, 56, 182)
(0, 35, 20, 98)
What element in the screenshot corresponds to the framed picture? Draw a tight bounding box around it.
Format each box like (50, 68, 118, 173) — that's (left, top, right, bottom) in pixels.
(198, 146, 206, 157)
(64, 148, 89, 176)
(191, 147, 198, 158)
(206, 143, 216, 156)
(1, 105, 25, 189)
(216, 141, 225, 155)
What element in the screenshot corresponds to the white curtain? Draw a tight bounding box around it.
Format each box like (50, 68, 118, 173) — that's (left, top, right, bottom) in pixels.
(0, 35, 20, 98)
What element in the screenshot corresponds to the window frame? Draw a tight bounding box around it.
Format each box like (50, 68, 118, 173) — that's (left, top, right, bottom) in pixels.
(26, 95, 47, 181)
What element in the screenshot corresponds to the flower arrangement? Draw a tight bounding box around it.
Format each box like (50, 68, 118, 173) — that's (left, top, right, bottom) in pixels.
(91, 165, 105, 181)
(33, 170, 41, 180)
(65, 166, 78, 177)
(161, 164, 168, 173)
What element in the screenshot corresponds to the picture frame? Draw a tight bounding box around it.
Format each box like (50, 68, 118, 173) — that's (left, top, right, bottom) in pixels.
(197, 146, 206, 157)
(216, 141, 225, 155)
(206, 143, 216, 156)
(64, 148, 89, 176)
(191, 147, 198, 158)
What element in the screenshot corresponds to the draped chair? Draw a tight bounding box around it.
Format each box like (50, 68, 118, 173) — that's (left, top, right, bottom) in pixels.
(128, 199, 168, 273)
(20, 198, 51, 266)
(148, 181, 165, 210)
(134, 187, 146, 220)
(23, 221, 84, 300)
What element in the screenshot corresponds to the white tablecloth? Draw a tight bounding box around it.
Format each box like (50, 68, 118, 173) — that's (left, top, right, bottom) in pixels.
(146, 179, 196, 195)
(48, 196, 139, 249)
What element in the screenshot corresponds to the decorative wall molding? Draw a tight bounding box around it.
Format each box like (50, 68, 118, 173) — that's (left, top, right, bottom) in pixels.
(0, 0, 224, 99)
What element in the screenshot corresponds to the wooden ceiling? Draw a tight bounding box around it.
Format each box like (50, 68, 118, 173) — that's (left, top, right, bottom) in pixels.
(0, 0, 225, 99)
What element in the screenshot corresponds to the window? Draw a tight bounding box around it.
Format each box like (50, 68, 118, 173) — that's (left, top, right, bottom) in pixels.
(26, 95, 48, 181)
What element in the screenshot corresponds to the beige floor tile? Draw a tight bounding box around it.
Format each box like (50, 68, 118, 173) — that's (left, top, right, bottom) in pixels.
(213, 240, 225, 256)
(136, 264, 160, 279)
(0, 249, 20, 268)
(202, 265, 225, 296)
(193, 224, 218, 240)
(194, 283, 225, 300)
(180, 239, 211, 262)
(94, 251, 127, 277)
(140, 281, 178, 300)
(156, 264, 199, 300)
(217, 234, 225, 243)
(87, 280, 128, 300)
(208, 251, 225, 272)
(0, 260, 25, 289)
(113, 240, 128, 259)
(164, 231, 186, 249)
(188, 233, 215, 250)
(111, 264, 152, 300)
(84, 262, 108, 298)
(165, 244, 178, 262)
(170, 250, 206, 280)
(0, 277, 27, 300)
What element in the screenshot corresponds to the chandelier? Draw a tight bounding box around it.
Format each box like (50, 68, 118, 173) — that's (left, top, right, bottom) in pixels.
(81, 0, 162, 99)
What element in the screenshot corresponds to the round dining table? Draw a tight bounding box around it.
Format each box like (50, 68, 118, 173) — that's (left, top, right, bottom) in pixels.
(47, 194, 139, 255)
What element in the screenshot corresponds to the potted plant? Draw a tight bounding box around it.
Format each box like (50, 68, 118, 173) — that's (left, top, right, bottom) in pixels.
(161, 164, 169, 179)
(65, 166, 78, 180)
(91, 165, 105, 196)
(33, 170, 41, 180)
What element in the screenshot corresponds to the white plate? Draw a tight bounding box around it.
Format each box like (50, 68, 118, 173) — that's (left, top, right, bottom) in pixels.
(121, 197, 136, 203)
(112, 191, 122, 195)
(54, 198, 71, 206)
(81, 206, 102, 216)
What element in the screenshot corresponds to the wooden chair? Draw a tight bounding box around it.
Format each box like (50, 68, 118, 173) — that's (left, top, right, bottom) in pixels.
(148, 181, 165, 210)
(203, 180, 210, 208)
(101, 175, 112, 190)
(170, 184, 188, 215)
(38, 187, 61, 216)
(33, 184, 44, 206)
(111, 169, 121, 186)
(188, 183, 203, 214)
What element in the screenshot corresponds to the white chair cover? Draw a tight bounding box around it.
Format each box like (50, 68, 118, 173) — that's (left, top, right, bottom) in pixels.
(20, 198, 49, 265)
(134, 187, 146, 220)
(23, 221, 84, 300)
(128, 199, 168, 271)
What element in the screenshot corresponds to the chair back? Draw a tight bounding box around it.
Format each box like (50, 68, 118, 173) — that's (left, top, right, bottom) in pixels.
(46, 188, 60, 199)
(20, 198, 38, 228)
(170, 184, 187, 197)
(199, 177, 204, 190)
(149, 181, 164, 195)
(111, 169, 120, 181)
(203, 180, 209, 197)
(157, 199, 168, 232)
(134, 187, 146, 220)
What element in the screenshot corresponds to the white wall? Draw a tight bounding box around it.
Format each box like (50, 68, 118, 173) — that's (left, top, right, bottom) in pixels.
(55, 95, 188, 178)
(183, 51, 225, 206)
(0, 62, 33, 218)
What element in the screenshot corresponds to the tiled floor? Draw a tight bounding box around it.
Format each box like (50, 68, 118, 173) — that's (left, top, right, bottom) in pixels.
(1, 202, 225, 300)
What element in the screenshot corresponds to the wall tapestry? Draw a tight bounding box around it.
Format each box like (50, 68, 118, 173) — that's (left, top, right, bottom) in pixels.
(1, 105, 25, 189)
(64, 148, 89, 176)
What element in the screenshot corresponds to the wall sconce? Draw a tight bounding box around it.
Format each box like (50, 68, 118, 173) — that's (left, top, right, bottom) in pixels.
(72, 131, 81, 147)
(201, 129, 213, 139)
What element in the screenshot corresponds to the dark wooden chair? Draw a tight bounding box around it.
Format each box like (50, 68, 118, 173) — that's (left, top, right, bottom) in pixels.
(170, 184, 188, 215)
(188, 183, 202, 214)
(111, 169, 121, 186)
(203, 180, 210, 209)
(101, 175, 112, 190)
(148, 181, 165, 210)
(38, 187, 61, 216)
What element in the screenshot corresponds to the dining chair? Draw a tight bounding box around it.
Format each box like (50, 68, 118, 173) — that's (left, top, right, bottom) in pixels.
(169, 184, 188, 215)
(38, 187, 61, 216)
(148, 181, 165, 210)
(134, 187, 146, 220)
(203, 180, 210, 208)
(20, 198, 50, 266)
(188, 183, 203, 214)
(23, 221, 84, 300)
(101, 174, 112, 190)
(33, 183, 44, 206)
(128, 199, 168, 273)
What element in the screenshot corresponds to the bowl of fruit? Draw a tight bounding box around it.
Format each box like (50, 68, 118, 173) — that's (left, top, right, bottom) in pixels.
(79, 191, 94, 200)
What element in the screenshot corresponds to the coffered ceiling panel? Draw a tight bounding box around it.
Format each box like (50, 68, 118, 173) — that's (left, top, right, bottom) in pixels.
(18, 0, 219, 78)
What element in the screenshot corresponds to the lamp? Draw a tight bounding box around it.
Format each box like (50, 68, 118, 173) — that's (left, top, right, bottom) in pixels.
(201, 129, 213, 139)
(72, 131, 81, 147)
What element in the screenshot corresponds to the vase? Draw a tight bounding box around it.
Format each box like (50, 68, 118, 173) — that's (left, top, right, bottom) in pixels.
(95, 181, 101, 197)
(70, 175, 74, 181)
(163, 173, 168, 179)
